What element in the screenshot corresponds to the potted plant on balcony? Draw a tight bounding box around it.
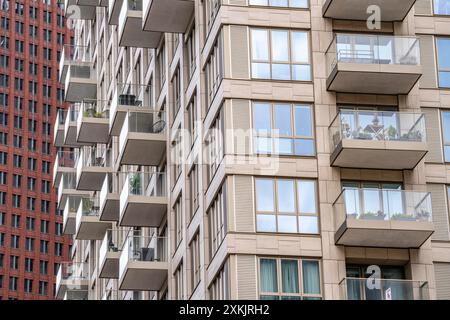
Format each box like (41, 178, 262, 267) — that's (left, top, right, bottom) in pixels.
(416, 209, 431, 221)
(391, 213, 416, 221)
(401, 130, 422, 142)
(82, 198, 94, 215)
(359, 210, 386, 221)
(129, 174, 141, 195)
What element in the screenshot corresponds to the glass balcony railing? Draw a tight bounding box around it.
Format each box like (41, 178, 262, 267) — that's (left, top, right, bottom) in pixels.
(326, 34, 421, 76)
(77, 145, 112, 169)
(61, 172, 77, 189)
(67, 64, 94, 80)
(56, 262, 89, 286)
(56, 150, 79, 168)
(62, 44, 92, 63)
(114, 83, 150, 107)
(120, 171, 166, 198)
(78, 196, 101, 218)
(120, 233, 168, 270)
(100, 229, 123, 262)
(329, 110, 426, 151)
(339, 278, 429, 300)
(79, 99, 110, 119)
(333, 188, 432, 229)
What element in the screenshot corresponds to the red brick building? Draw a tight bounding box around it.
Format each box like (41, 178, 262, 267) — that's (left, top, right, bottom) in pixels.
(0, 0, 70, 300)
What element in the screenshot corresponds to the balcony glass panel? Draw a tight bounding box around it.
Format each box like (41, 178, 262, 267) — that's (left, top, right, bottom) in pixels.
(326, 34, 421, 76)
(339, 278, 429, 300)
(329, 110, 426, 151)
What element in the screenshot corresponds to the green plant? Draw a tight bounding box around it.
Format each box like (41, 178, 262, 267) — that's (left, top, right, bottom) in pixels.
(359, 211, 385, 219)
(385, 125, 398, 140)
(130, 174, 141, 195)
(82, 198, 94, 213)
(391, 213, 415, 220)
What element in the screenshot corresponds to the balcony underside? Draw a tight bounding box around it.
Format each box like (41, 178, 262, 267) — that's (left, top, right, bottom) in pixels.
(119, 133, 166, 166)
(119, 13, 162, 48)
(99, 252, 120, 279)
(54, 126, 65, 147)
(56, 280, 89, 299)
(330, 140, 428, 169)
(77, 169, 110, 191)
(326, 63, 422, 94)
(119, 196, 167, 227)
(65, 79, 97, 103)
(323, 0, 417, 21)
(100, 195, 120, 221)
(119, 261, 168, 291)
(64, 213, 76, 235)
(335, 219, 434, 248)
(77, 119, 110, 144)
(108, 0, 123, 24)
(64, 124, 84, 147)
(143, 0, 194, 33)
(75, 217, 111, 240)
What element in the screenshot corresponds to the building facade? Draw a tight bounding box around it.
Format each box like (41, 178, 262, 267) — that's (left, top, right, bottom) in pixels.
(0, 0, 71, 300)
(55, 0, 450, 300)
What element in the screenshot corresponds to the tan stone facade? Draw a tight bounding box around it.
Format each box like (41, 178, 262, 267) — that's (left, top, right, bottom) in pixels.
(54, 0, 450, 300)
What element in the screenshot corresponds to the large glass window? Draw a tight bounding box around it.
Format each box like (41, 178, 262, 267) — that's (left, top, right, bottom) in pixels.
(253, 102, 315, 156)
(249, 0, 308, 8)
(434, 0, 450, 15)
(255, 178, 318, 234)
(443, 111, 450, 161)
(437, 38, 450, 88)
(251, 29, 311, 81)
(259, 258, 321, 300)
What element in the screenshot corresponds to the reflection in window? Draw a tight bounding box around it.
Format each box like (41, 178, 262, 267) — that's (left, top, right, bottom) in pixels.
(255, 178, 318, 234)
(434, 0, 450, 15)
(259, 258, 321, 300)
(443, 111, 450, 161)
(249, 0, 309, 8)
(253, 102, 315, 156)
(251, 29, 311, 81)
(437, 38, 450, 88)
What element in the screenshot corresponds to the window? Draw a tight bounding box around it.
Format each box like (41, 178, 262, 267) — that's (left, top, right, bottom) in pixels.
(437, 38, 450, 88)
(0, 212, 4, 225)
(55, 243, 63, 257)
(435, 0, 450, 15)
(39, 281, 48, 296)
(185, 26, 196, 78)
(205, 33, 224, 107)
(25, 238, 34, 251)
(10, 255, 19, 270)
(208, 184, 227, 258)
(442, 111, 450, 161)
(0, 253, 3, 268)
(188, 164, 199, 219)
(249, 0, 308, 7)
(253, 102, 315, 156)
(251, 29, 311, 81)
(171, 67, 181, 119)
(209, 262, 229, 299)
(174, 196, 183, 247)
(9, 277, 18, 291)
(41, 220, 49, 234)
(24, 279, 33, 293)
(40, 261, 48, 275)
(25, 258, 33, 273)
(40, 240, 49, 254)
(11, 214, 20, 228)
(255, 178, 318, 234)
(259, 258, 321, 300)
(11, 235, 19, 249)
(190, 232, 201, 293)
(174, 263, 184, 300)
(187, 94, 198, 147)
(26, 217, 35, 231)
(205, 108, 224, 183)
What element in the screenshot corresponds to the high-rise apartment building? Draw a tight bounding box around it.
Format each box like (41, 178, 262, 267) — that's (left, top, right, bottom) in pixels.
(54, 0, 450, 300)
(0, 0, 71, 300)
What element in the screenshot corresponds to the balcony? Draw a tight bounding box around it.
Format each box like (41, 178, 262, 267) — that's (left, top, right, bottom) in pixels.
(323, 0, 417, 21)
(64, 105, 83, 147)
(339, 278, 429, 300)
(53, 150, 78, 188)
(142, 0, 194, 33)
(76, 146, 112, 191)
(119, 172, 167, 227)
(63, 197, 81, 235)
(54, 109, 66, 147)
(117, 111, 166, 166)
(108, 0, 124, 24)
(99, 174, 120, 222)
(77, 0, 107, 5)
(56, 262, 89, 299)
(75, 197, 111, 240)
(59, 45, 92, 82)
(99, 229, 122, 279)
(64, 64, 97, 103)
(326, 34, 422, 94)
(333, 188, 434, 248)
(57, 172, 91, 210)
(329, 110, 428, 169)
(64, 0, 96, 20)
(119, 234, 168, 291)
(76, 100, 110, 144)
(110, 83, 151, 136)
(118, 0, 162, 48)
